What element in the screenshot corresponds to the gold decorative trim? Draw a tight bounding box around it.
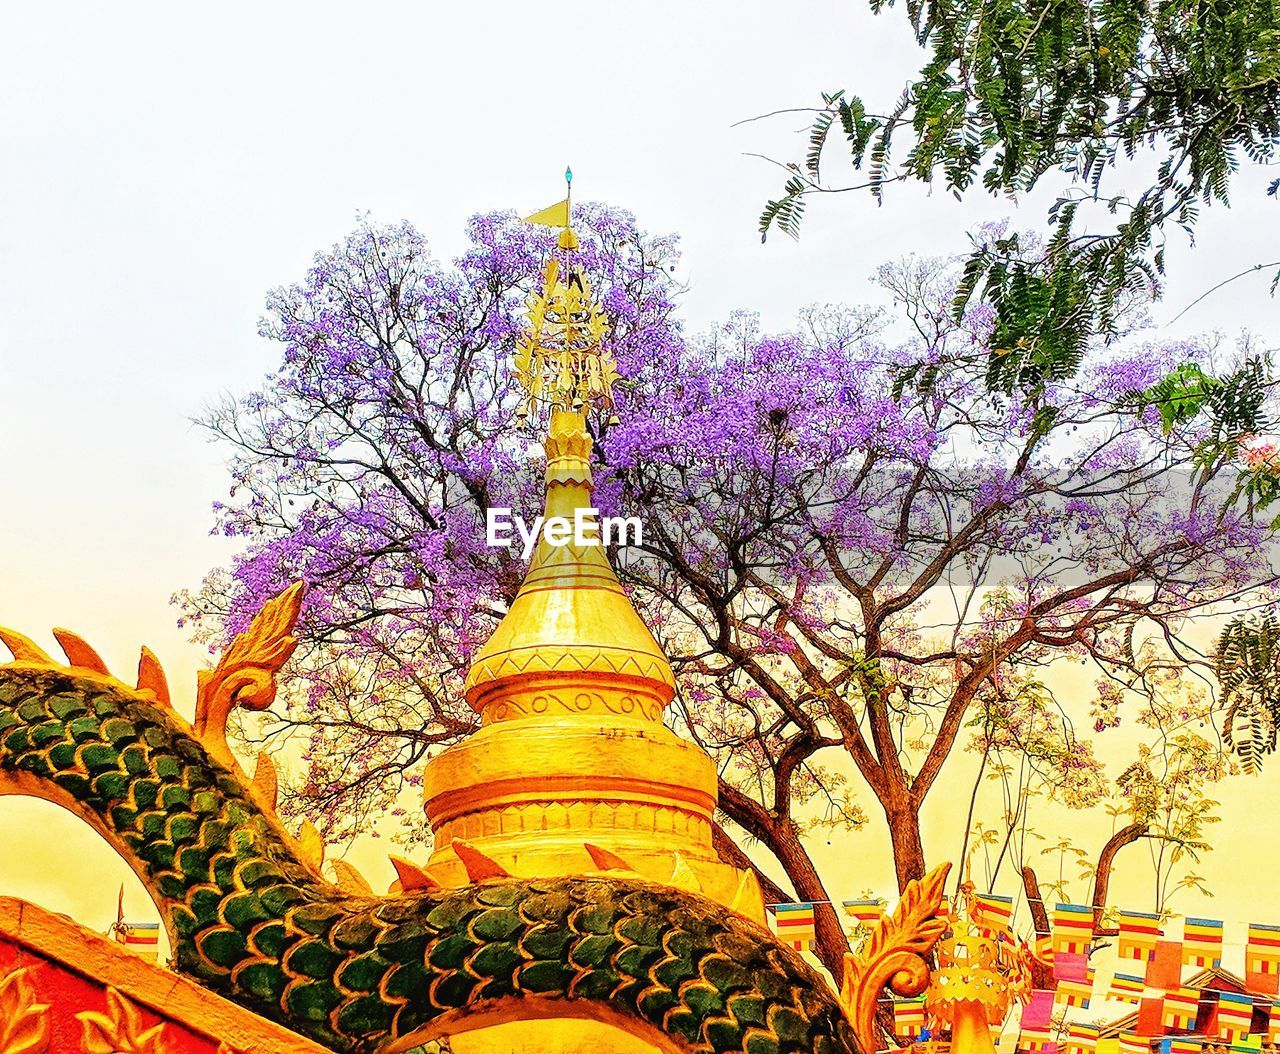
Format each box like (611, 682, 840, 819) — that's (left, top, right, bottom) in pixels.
(194, 582, 303, 773)
(0, 966, 51, 1054)
(486, 690, 662, 724)
(434, 799, 713, 847)
(839, 862, 951, 1054)
(464, 646, 676, 693)
(77, 987, 172, 1054)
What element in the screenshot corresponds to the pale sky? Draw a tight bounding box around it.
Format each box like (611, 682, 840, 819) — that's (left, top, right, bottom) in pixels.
(1, 2, 1279, 945)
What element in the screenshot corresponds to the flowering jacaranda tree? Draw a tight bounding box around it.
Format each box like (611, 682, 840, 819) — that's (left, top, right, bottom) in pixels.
(181, 205, 1278, 975)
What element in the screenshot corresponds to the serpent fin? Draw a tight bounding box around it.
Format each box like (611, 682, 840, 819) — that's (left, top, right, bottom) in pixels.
(331, 859, 374, 896)
(52, 629, 110, 674)
(584, 843, 637, 873)
(730, 868, 765, 917)
(669, 851, 702, 893)
(297, 819, 325, 869)
(0, 628, 53, 664)
(389, 855, 442, 892)
(452, 840, 510, 881)
(136, 646, 171, 705)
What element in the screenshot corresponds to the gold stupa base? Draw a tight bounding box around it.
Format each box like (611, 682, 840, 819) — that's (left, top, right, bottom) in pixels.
(421, 713, 761, 917)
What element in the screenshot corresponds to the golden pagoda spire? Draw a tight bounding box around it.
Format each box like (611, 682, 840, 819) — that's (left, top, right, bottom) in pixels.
(419, 183, 763, 918)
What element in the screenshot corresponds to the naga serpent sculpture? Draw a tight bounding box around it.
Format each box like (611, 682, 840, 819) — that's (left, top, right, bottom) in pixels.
(0, 598, 868, 1054)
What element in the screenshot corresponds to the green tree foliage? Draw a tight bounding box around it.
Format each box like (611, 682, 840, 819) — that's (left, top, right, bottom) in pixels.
(1217, 612, 1280, 772)
(760, 0, 1280, 392)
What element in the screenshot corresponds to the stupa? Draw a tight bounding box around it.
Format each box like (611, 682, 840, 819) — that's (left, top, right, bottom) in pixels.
(419, 200, 760, 915)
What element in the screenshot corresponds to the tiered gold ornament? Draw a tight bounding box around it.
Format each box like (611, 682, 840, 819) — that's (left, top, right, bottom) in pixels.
(419, 202, 764, 918)
(925, 882, 1035, 1054)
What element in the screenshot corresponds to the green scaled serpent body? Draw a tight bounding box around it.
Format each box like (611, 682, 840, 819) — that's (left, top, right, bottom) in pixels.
(0, 664, 858, 1054)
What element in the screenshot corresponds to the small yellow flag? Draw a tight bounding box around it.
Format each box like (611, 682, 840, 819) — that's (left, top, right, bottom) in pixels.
(523, 198, 570, 227)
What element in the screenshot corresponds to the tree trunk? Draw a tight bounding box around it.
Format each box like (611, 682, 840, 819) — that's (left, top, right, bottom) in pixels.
(884, 797, 927, 891)
(1090, 823, 1149, 935)
(716, 788, 851, 977)
(770, 819, 851, 978)
(1020, 865, 1054, 989)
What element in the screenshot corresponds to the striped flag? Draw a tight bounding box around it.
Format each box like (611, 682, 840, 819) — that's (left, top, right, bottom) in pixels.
(891, 996, 926, 1040)
(975, 892, 1015, 936)
(1019, 1026, 1055, 1053)
(1230, 1037, 1262, 1054)
(1118, 910, 1163, 963)
(1182, 918, 1223, 969)
(118, 920, 160, 961)
(1054, 903, 1095, 955)
(1064, 1022, 1100, 1054)
(1120, 1032, 1150, 1054)
(1111, 972, 1146, 1003)
(1161, 986, 1201, 1031)
(841, 899, 884, 929)
(1055, 977, 1094, 1009)
(773, 903, 816, 950)
(1247, 924, 1280, 975)
(1167, 1039, 1202, 1054)
(1214, 992, 1254, 1044)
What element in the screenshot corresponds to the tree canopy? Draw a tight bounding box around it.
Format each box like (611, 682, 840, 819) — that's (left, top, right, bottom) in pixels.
(183, 206, 1279, 974)
(757, 0, 1280, 391)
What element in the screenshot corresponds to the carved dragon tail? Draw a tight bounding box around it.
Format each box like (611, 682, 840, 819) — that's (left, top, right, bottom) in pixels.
(0, 638, 860, 1053)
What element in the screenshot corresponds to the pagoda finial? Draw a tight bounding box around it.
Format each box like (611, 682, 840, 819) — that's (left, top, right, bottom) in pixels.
(514, 176, 619, 426)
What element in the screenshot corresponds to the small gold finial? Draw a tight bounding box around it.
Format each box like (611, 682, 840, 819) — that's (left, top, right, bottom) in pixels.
(514, 176, 620, 425)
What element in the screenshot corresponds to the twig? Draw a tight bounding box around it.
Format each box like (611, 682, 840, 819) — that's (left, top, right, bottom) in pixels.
(1166, 261, 1280, 326)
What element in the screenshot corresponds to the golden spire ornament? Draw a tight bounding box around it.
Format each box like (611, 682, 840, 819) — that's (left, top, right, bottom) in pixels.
(513, 170, 620, 425)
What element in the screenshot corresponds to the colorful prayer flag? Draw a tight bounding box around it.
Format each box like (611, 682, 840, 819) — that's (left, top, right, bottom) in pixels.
(773, 902, 816, 950)
(1118, 910, 1163, 963)
(1266, 1002, 1280, 1044)
(975, 893, 1015, 936)
(1214, 992, 1254, 1044)
(841, 899, 884, 928)
(1247, 924, 1280, 974)
(1022, 989, 1055, 1029)
(1064, 1022, 1100, 1054)
(1056, 978, 1094, 1009)
(1019, 1026, 1055, 1053)
(1230, 1037, 1262, 1054)
(1161, 986, 1201, 1032)
(1054, 903, 1095, 955)
(891, 996, 926, 1040)
(1167, 1039, 1201, 1054)
(118, 920, 160, 961)
(1182, 918, 1223, 969)
(1056, 950, 1091, 982)
(1137, 996, 1167, 1036)
(1145, 941, 1184, 991)
(1120, 1031, 1151, 1054)
(1111, 972, 1146, 1004)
